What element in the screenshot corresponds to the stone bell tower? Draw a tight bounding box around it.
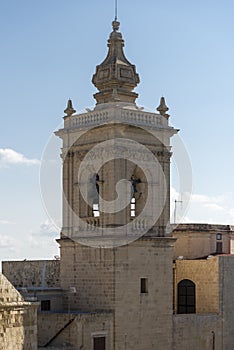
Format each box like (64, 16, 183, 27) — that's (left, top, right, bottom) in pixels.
(56, 20, 177, 350)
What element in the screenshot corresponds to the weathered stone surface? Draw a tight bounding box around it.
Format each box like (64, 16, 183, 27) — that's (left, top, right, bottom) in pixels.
(2, 260, 60, 288)
(37, 312, 113, 349)
(173, 223, 232, 259)
(219, 256, 234, 349)
(173, 314, 222, 350)
(0, 273, 38, 350)
(174, 257, 219, 314)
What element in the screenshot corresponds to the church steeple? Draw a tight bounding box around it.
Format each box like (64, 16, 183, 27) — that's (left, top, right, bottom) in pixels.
(92, 21, 140, 106)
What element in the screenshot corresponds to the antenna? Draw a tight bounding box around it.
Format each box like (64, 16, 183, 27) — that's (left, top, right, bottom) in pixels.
(115, 0, 118, 21)
(174, 199, 183, 223)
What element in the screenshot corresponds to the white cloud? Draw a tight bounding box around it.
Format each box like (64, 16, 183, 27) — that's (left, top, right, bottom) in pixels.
(0, 234, 16, 250)
(0, 148, 40, 167)
(0, 220, 14, 225)
(190, 193, 224, 205)
(171, 187, 234, 225)
(204, 203, 224, 211)
(229, 209, 234, 223)
(39, 220, 60, 236)
(31, 220, 60, 237)
(27, 220, 60, 256)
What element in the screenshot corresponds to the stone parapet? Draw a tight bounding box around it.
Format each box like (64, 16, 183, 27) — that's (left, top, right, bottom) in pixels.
(2, 260, 60, 289)
(59, 106, 172, 132)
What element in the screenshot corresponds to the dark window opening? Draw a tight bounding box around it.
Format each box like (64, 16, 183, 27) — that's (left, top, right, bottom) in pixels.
(216, 242, 223, 254)
(130, 175, 141, 194)
(93, 336, 105, 350)
(130, 174, 141, 218)
(41, 300, 51, 311)
(140, 278, 148, 294)
(177, 279, 195, 314)
(93, 174, 100, 217)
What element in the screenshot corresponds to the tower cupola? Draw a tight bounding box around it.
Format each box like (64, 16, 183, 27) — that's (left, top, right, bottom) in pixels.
(92, 21, 140, 106)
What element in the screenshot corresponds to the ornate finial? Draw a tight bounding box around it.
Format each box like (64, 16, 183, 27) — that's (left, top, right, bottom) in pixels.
(112, 20, 120, 31)
(157, 96, 169, 118)
(64, 99, 76, 117)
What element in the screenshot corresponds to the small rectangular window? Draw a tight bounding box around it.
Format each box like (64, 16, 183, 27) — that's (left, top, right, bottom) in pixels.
(216, 234, 222, 240)
(140, 278, 148, 294)
(41, 300, 51, 311)
(216, 242, 223, 254)
(93, 336, 105, 350)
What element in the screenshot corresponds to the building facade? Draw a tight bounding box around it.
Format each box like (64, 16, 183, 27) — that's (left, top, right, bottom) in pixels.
(2, 19, 234, 350)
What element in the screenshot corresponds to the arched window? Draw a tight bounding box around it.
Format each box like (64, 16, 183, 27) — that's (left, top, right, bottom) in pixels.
(177, 279, 196, 314)
(92, 174, 100, 217)
(131, 196, 136, 217)
(130, 174, 141, 218)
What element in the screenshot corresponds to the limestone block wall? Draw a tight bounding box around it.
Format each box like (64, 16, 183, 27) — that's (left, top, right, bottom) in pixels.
(219, 255, 234, 349)
(0, 273, 38, 350)
(230, 235, 234, 254)
(2, 260, 60, 288)
(174, 257, 219, 314)
(173, 224, 231, 259)
(32, 289, 63, 313)
(114, 237, 175, 350)
(173, 232, 212, 259)
(173, 314, 222, 350)
(59, 236, 175, 349)
(38, 312, 113, 349)
(59, 239, 115, 312)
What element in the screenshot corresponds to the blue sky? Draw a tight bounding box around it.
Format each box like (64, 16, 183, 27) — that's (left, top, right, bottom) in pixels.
(0, 0, 234, 261)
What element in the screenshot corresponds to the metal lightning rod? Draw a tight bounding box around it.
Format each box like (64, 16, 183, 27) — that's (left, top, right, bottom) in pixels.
(174, 199, 183, 223)
(115, 0, 118, 21)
